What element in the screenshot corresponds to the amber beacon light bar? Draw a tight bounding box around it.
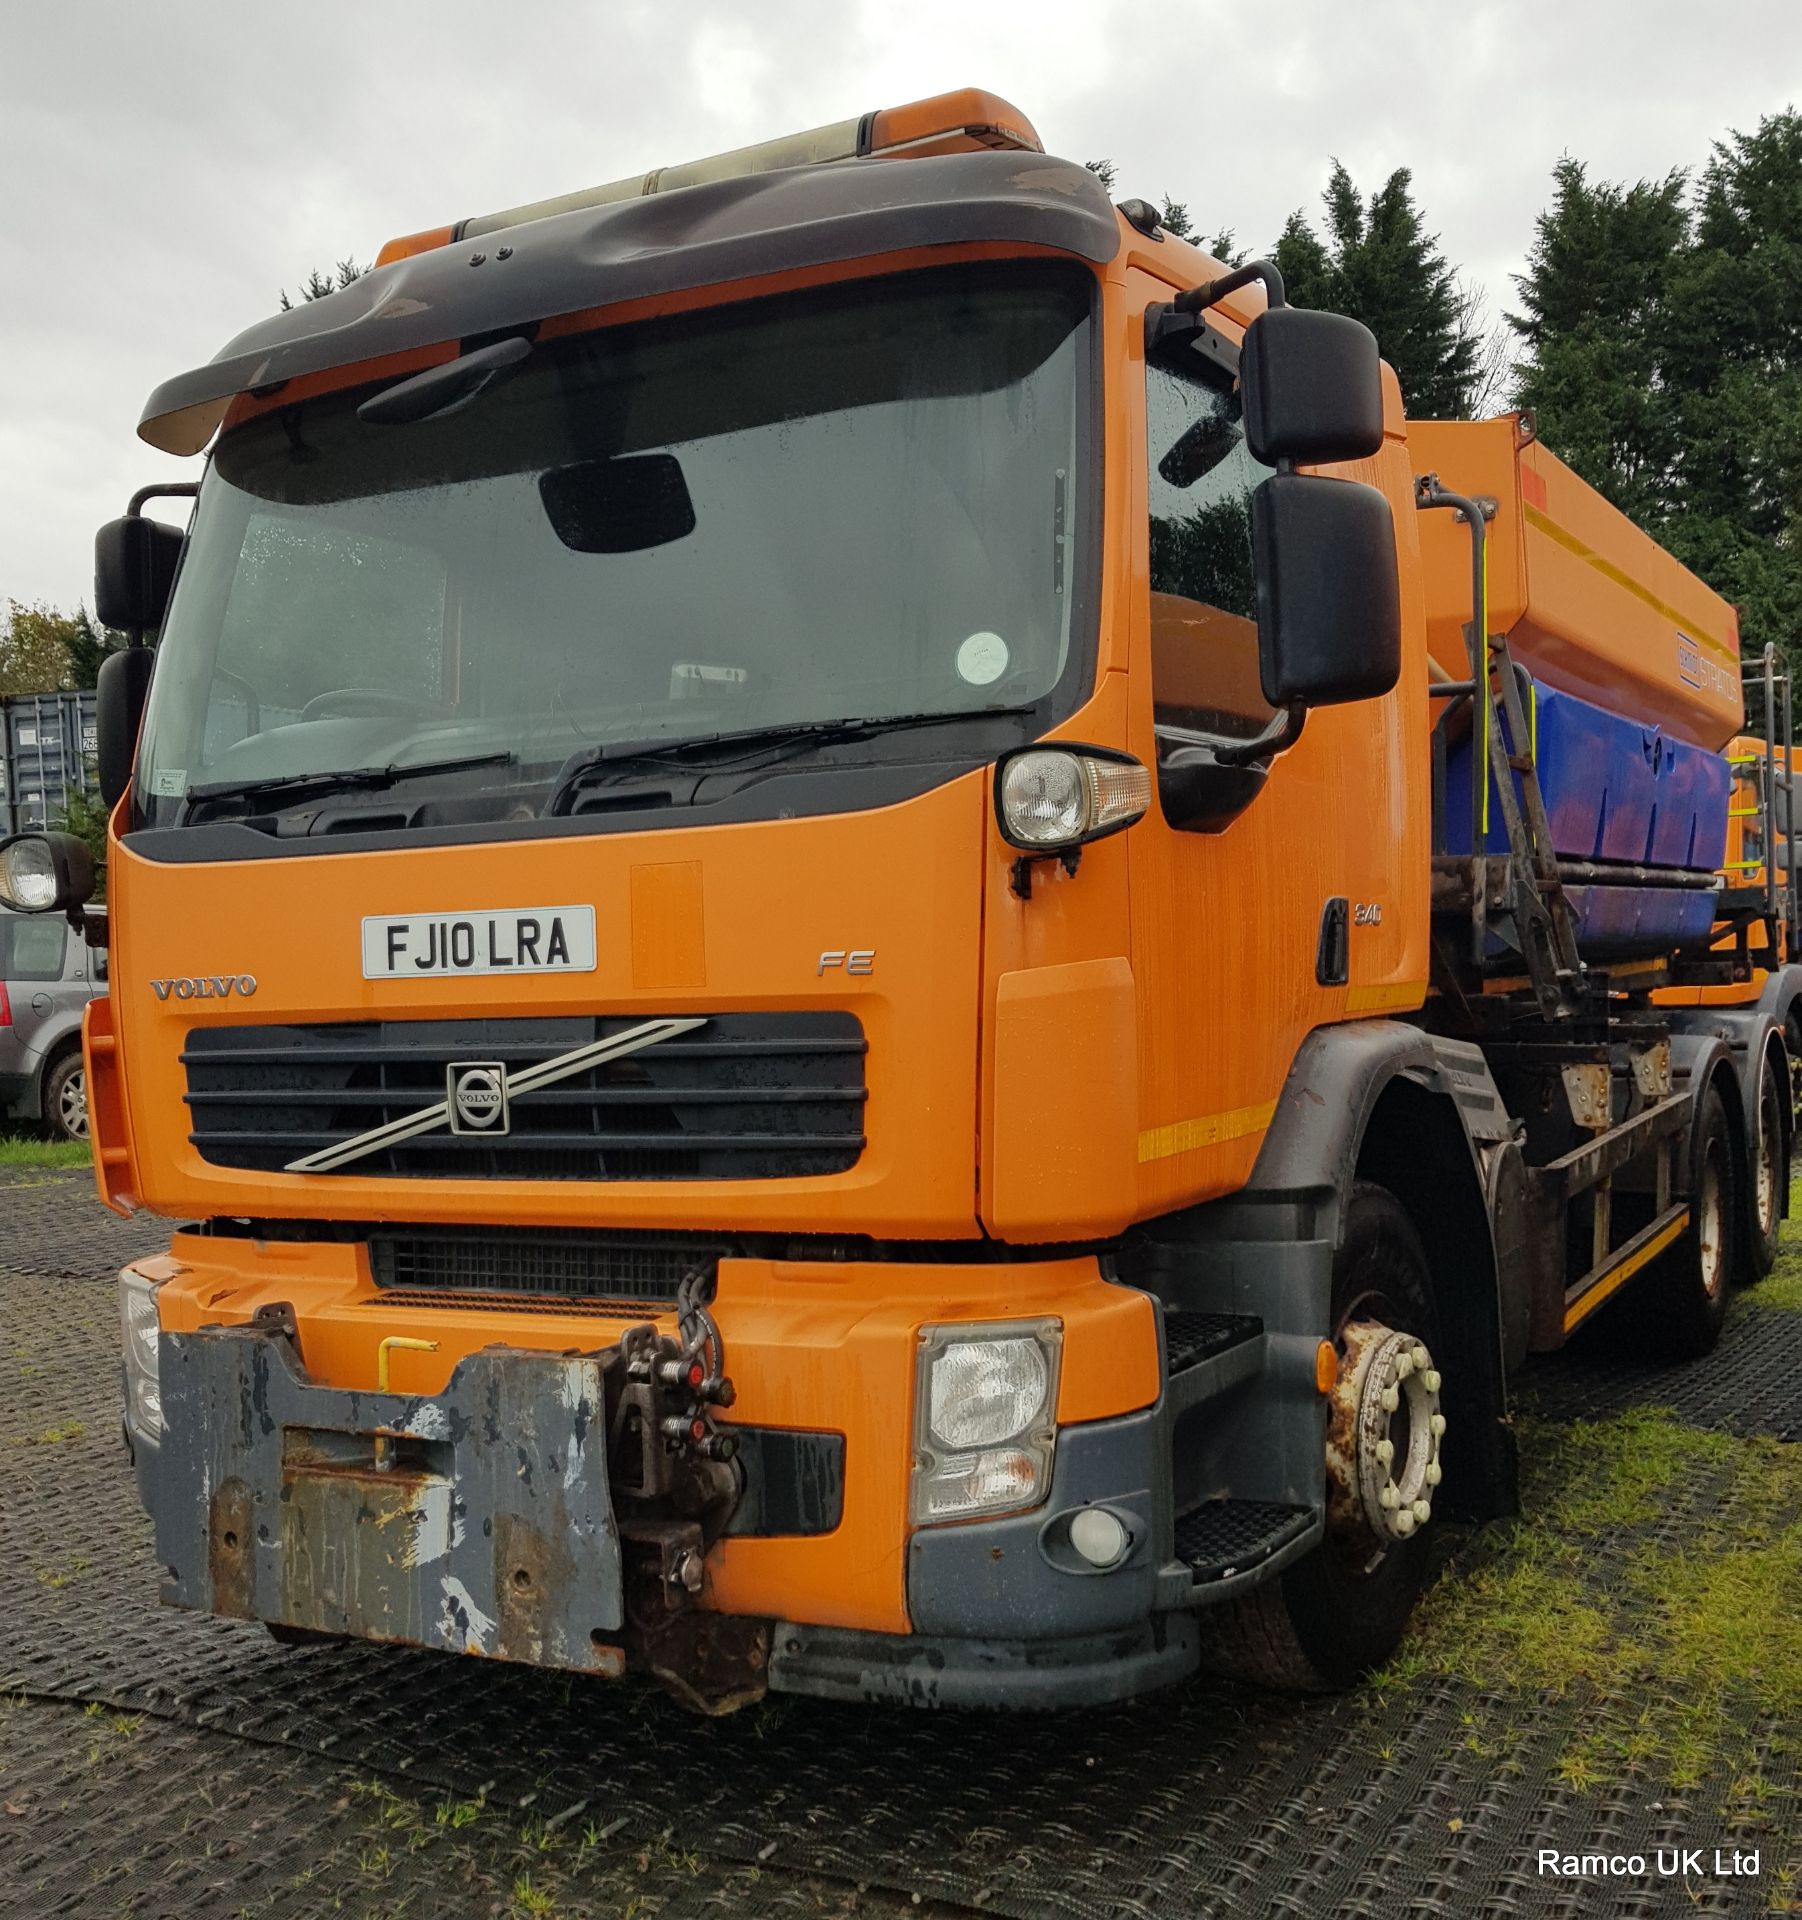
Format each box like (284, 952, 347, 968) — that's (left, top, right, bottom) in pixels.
(373, 87, 1045, 267)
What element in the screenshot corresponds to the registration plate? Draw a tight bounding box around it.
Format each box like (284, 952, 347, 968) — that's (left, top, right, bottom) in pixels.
(362, 906, 597, 979)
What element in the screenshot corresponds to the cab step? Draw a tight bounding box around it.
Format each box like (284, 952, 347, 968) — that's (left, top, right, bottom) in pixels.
(1160, 1310, 1264, 1417)
(1162, 1310, 1261, 1373)
(1173, 1499, 1319, 1588)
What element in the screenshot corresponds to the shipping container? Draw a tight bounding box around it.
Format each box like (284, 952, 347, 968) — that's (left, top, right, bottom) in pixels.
(0, 691, 100, 835)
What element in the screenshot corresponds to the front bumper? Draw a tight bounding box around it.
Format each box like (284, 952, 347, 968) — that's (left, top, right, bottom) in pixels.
(126, 1237, 1178, 1705)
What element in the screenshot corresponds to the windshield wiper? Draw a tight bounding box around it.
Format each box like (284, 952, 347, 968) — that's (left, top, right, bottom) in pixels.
(183, 751, 516, 818)
(545, 707, 1037, 815)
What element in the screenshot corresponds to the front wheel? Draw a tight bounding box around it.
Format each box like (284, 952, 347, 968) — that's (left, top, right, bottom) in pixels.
(42, 1051, 88, 1143)
(1199, 1183, 1441, 1690)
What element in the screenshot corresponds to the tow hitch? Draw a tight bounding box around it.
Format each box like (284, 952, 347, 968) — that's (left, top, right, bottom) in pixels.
(611, 1271, 768, 1714)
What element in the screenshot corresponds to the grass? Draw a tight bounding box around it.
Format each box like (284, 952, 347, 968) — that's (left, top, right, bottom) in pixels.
(0, 1136, 90, 1170)
(35, 1554, 93, 1591)
(7, 1420, 87, 1448)
(1382, 1406, 1802, 1794)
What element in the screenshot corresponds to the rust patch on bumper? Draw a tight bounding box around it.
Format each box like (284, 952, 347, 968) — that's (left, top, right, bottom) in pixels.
(207, 1478, 255, 1619)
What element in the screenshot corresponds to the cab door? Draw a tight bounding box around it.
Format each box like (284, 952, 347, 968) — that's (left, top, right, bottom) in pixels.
(1121, 271, 1428, 1221)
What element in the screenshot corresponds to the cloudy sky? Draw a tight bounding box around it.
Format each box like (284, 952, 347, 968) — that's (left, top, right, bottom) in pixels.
(2, 0, 1797, 614)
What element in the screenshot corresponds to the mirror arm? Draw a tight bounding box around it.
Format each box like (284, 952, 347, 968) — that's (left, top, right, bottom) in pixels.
(1207, 699, 1307, 768)
(127, 480, 199, 519)
(1174, 259, 1286, 316)
(1146, 260, 1286, 364)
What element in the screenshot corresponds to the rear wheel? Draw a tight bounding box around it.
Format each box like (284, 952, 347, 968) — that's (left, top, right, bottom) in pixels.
(42, 1051, 88, 1143)
(1742, 1049, 1786, 1282)
(1648, 1082, 1734, 1358)
(1199, 1183, 1440, 1690)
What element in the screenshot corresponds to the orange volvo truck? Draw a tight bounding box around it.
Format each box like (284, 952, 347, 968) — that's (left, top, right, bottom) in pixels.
(7, 88, 1797, 1708)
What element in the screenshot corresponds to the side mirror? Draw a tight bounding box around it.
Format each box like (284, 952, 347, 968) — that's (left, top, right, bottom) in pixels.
(1251, 472, 1400, 706)
(0, 832, 95, 917)
(97, 645, 156, 808)
(1240, 308, 1385, 467)
(95, 515, 185, 633)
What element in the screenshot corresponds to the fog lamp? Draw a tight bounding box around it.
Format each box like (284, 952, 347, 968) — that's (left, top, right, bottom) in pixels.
(119, 1269, 164, 1441)
(1069, 1505, 1130, 1568)
(995, 748, 1150, 853)
(911, 1320, 1061, 1524)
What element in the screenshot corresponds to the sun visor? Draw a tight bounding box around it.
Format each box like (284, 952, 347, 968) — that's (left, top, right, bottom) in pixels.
(138, 151, 1119, 456)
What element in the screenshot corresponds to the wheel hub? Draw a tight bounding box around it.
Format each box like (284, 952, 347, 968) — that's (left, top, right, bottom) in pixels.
(1325, 1322, 1446, 1547)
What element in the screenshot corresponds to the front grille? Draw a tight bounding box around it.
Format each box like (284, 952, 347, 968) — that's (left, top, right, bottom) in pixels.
(370, 1289, 659, 1317)
(183, 1013, 867, 1180)
(369, 1226, 721, 1304)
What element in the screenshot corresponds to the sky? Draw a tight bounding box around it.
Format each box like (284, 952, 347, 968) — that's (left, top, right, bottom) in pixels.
(1, 0, 1798, 614)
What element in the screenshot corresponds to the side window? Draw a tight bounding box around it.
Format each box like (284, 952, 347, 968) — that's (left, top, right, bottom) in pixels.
(0, 916, 67, 982)
(1146, 358, 1275, 741)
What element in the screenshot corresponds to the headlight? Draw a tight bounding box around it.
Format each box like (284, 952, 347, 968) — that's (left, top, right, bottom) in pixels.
(0, 837, 59, 911)
(911, 1320, 1061, 1523)
(996, 748, 1150, 853)
(0, 831, 94, 915)
(119, 1269, 164, 1441)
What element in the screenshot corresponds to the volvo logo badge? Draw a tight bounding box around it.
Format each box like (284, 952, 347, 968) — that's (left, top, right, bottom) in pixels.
(447, 1062, 508, 1134)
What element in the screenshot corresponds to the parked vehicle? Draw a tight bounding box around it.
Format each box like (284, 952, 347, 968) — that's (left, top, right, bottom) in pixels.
(0, 902, 105, 1140)
(5, 87, 1794, 1711)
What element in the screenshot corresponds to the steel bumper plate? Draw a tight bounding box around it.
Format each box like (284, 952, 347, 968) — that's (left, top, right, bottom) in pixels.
(155, 1327, 623, 1671)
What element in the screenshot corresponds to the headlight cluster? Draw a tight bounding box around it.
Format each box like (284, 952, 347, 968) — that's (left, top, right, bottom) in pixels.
(119, 1269, 164, 1441)
(0, 837, 62, 912)
(911, 1320, 1061, 1523)
(0, 831, 94, 915)
(995, 748, 1150, 853)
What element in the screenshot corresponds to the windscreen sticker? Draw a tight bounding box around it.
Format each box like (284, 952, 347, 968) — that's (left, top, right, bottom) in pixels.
(955, 630, 1010, 686)
(150, 769, 187, 796)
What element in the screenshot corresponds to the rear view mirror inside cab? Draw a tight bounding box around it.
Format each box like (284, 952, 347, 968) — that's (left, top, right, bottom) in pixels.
(539, 455, 697, 554)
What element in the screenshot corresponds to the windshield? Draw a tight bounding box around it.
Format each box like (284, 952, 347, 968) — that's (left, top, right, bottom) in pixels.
(135, 262, 1094, 834)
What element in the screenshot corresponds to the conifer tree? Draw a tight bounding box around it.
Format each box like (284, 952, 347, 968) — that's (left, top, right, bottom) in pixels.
(1271, 162, 1486, 418)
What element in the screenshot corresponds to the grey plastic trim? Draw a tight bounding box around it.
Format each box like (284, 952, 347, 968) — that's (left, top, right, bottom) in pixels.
(767, 1613, 1198, 1709)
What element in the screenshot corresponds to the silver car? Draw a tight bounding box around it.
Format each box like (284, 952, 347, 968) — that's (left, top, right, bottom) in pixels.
(0, 904, 106, 1141)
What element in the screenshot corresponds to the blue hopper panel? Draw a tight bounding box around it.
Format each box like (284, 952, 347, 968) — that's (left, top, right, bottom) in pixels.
(1445, 679, 1729, 874)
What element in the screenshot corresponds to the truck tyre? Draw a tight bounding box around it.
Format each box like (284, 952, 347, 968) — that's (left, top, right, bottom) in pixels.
(1741, 1049, 1786, 1282)
(1198, 1183, 1438, 1691)
(41, 1050, 88, 1143)
(1649, 1082, 1735, 1357)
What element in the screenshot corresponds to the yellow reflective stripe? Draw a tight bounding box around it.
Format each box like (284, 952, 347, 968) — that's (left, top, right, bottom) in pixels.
(1563, 1211, 1689, 1335)
(1346, 980, 1428, 1014)
(1522, 503, 1735, 666)
(1138, 1099, 1278, 1165)
(1480, 534, 1492, 839)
